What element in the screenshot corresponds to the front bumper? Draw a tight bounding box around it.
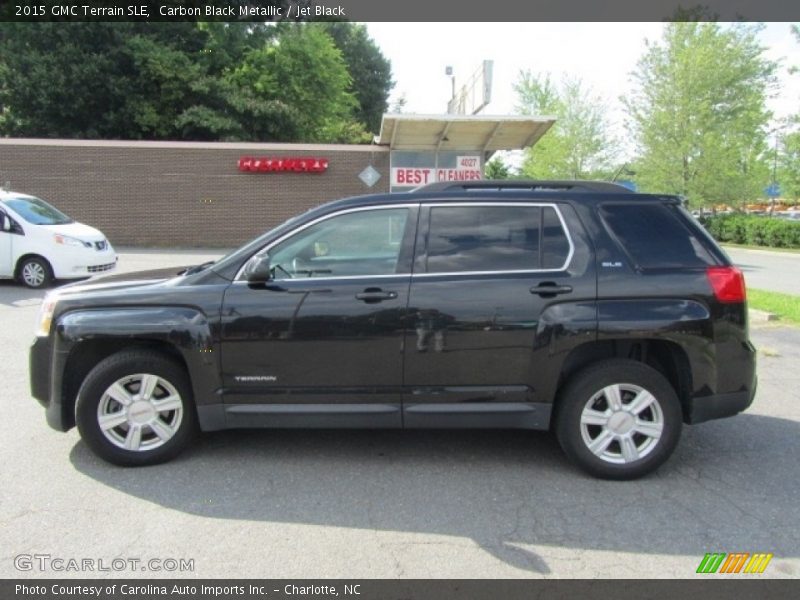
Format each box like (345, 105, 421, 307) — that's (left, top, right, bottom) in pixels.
(49, 246, 117, 279)
(30, 336, 71, 431)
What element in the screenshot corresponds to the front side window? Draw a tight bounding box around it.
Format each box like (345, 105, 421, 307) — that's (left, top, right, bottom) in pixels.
(425, 205, 570, 273)
(3, 196, 73, 225)
(267, 208, 410, 279)
(0, 210, 22, 235)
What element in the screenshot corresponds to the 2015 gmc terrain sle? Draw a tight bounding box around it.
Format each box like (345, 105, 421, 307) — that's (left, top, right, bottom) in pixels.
(29, 181, 757, 479)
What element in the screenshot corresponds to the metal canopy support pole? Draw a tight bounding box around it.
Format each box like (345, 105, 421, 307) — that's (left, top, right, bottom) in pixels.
(482, 122, 502, 153)
(522, 123, 545, 149)
(436, 121, 452, 152)
(434, 122, 452, 182)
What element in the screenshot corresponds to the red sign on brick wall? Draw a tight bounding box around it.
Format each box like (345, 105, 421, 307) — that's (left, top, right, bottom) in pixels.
(238, 157, 329, 173)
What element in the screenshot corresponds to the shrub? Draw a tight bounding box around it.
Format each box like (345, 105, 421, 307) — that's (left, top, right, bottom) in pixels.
(700, 214, 800, 248)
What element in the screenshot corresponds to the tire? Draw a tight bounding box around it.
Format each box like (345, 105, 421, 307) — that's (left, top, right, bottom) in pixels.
(555, 359, 682, 480)
(75, 350, 198, 466)
(17, 256, 53, 289)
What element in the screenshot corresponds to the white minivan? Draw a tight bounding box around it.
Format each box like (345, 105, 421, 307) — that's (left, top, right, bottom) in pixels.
(0, 190, 117, 288)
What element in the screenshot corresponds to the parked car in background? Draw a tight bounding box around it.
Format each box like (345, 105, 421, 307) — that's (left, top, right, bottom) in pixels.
(0, 190, 116, 288)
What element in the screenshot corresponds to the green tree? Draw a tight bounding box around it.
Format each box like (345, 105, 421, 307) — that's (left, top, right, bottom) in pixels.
(318, 23, 394, 134)
(0, 59, 11, 132)
(778, 131, 800, 201)
(485, 157, 512, 179)
(122, 34, 206, 138)
(515, 71, 618, 179)
(0, 23, 211, 139)
(227, 24, 366, 143)
(624, 22, 776, 206)
(174, 22, 276, 140)
(0, 22, 386, 143)
(778, 25, 800, 201)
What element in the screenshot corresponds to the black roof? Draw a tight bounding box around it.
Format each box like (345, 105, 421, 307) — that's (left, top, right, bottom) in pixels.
(412, 180, 635, 194)
(324, 180, 678, 213)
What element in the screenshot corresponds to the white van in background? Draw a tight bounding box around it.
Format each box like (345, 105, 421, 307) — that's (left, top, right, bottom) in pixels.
(0, 190, 117, 288)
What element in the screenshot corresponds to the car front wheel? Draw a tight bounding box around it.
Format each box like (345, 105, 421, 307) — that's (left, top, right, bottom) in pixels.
(75, 350, 198, 466)
(555, 359, 682, 480)
(18, 256, 53, 289)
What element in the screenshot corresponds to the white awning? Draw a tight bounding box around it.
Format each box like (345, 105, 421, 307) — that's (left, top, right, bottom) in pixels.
(375, 113, 556, 152)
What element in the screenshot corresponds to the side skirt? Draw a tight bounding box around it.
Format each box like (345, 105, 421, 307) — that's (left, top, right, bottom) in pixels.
(404, 402, 552, 430)
(196, 402, 553, 431)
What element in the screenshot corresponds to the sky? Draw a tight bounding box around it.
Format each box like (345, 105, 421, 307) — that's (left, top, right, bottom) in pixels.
(366, 22, 800, 160)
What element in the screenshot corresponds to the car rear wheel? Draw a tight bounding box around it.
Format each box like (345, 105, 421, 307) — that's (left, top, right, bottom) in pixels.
(18, 256, 53, 289)
(75, 350, 198, 466)
(555, 359, 682, 480)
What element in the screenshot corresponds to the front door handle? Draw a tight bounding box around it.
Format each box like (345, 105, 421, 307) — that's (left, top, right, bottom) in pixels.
(530, 282, 573, 297)
(356, 288, 398, 303)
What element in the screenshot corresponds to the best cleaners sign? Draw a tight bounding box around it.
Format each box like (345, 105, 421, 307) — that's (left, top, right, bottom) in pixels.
(238, 156, 329, 173)
(391, 156, 482, 187)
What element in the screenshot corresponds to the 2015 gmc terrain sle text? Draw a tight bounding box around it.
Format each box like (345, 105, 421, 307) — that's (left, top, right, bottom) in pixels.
(29, 181, 757, 479)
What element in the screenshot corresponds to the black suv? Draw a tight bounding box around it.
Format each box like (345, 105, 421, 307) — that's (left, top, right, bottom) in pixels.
(29, 181, 756, 479)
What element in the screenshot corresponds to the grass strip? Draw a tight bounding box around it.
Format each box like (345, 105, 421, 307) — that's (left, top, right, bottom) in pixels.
(722, 243, 800, 254)
(748, 289, 800, 325)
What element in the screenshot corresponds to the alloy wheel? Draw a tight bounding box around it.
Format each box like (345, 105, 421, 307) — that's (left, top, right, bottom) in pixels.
(579, 383, 664, 464)
(96, 373, 184, 452)
(22, 262, 46, 287)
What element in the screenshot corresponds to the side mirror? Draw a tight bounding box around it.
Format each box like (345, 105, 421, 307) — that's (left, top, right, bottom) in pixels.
(0, 214, 9, 232)
(243, 254, 272, 284)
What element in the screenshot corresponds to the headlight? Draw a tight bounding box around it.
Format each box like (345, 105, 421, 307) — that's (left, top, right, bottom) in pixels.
(54, 234, 90, 248)
(36, 295, 58, 337)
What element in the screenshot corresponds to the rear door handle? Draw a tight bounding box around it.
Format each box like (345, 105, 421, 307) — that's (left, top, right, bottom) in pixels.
(356, 288, 398, 303)
(530, 282, 573, 297)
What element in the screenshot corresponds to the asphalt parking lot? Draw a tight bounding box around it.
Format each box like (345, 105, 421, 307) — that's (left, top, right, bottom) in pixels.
(1, 248, 799, 579)
(724, 246, 800, 295)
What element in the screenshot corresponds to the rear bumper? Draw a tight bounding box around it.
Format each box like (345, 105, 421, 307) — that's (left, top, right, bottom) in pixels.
(686, 382, 756, 424)
(687, 333, 757, 424)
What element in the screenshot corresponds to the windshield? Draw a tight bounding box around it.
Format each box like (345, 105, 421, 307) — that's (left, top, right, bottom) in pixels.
(3, 196, 74, 225)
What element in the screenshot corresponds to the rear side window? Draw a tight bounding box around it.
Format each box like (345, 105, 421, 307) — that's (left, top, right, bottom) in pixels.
(425, 205, 571, 273)
(542, 206, 571, 269)
(600, 203, 714, 269)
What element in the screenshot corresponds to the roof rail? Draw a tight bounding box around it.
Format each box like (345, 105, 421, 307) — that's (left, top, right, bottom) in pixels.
(412, 180, 635, 194)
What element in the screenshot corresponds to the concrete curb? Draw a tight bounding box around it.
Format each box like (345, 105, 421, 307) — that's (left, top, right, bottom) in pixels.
(750, 308, 779, 322)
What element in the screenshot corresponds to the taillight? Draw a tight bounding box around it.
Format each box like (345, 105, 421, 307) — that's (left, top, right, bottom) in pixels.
(706, 266, 746, 303)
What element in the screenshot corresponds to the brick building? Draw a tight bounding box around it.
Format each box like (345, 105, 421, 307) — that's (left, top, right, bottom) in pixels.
(0, 114, 554, 248)
(0, 139, 390, 248)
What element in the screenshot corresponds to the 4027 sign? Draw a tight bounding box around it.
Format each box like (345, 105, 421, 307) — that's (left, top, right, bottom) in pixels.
(238, 157, 329, 173)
